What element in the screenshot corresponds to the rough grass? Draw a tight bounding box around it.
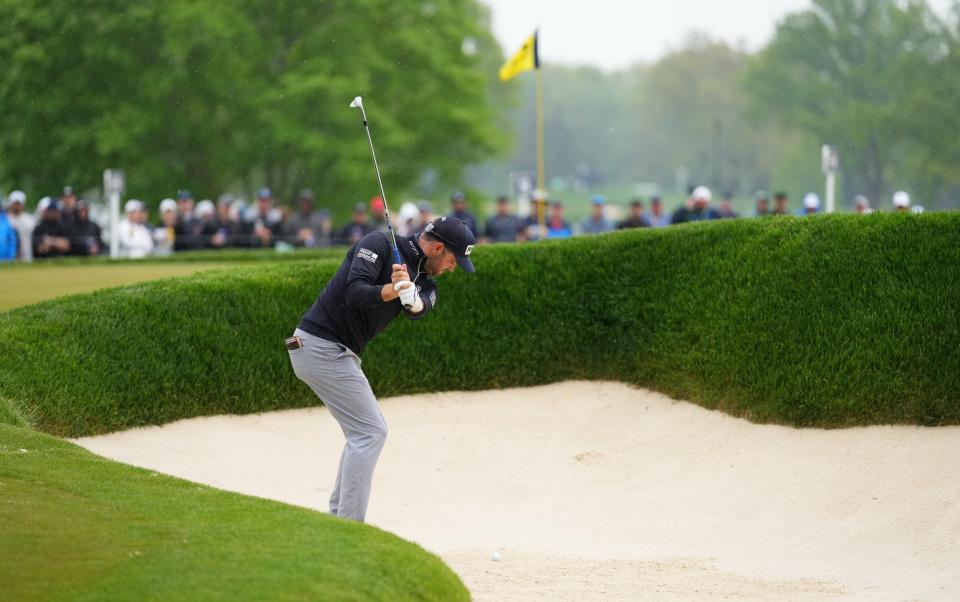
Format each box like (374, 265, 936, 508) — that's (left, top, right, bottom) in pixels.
(0, 424, 469, 601)
(2, 213, 957, 435)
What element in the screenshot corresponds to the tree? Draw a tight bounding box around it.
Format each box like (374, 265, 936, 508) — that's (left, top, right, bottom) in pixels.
(628, 35, 787, 196)
(0, 0, 505, 210)
(481, 38, 787, 201)
(744, 0, 948, 204)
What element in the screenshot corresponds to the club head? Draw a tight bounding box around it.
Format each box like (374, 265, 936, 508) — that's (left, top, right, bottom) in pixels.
(349, 96, 363, 110)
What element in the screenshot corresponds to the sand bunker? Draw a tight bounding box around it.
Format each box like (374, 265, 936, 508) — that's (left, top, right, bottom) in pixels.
(75, 381, 960, 601)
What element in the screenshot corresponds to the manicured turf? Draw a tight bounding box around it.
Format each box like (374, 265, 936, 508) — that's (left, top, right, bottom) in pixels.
(0, 424, 468, 601)
(0, 263, 230, 312)
(2, 213, 956, 601)
(2, 213, 956, 435)
(0, 246, 349, 313)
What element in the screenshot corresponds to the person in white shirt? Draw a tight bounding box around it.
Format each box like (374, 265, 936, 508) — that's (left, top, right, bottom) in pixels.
(5, 190, 35, 262)
(152, 198, 178, 255)
(118, 199, 154, 259)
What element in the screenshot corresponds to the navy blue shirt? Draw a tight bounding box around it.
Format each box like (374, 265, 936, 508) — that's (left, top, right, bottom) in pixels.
(298, 232, 437, 354)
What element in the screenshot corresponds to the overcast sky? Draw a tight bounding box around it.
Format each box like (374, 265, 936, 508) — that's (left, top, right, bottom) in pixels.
(482, 0, 955, 71)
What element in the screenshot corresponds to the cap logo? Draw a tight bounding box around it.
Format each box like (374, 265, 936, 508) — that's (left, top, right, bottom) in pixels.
(464, 244, 474, 256)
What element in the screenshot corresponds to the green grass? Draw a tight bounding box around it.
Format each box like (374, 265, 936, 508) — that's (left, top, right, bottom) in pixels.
(27, 246, 349, 265)
(2, 213, 957, 436)
(0, 424, 468, 601)
(0, 247, 350, 313)
(2, 212, 957, 601)
(0, 263, 235, 312)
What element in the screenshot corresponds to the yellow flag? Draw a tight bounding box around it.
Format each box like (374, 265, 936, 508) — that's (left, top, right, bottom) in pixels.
(499, 32, 538, 82)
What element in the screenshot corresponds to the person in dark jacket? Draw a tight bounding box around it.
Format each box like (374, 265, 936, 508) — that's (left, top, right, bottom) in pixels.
(484, 195, 520, 243)
(288, 216, 476, 523)
(449, 191, 478, 237)
(671, 186, 720, 224)
(32, 199, 72, 259)
(68, 200, 105, 256)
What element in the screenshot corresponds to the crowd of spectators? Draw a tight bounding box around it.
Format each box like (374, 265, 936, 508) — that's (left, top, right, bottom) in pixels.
(0, 183, 923, 263)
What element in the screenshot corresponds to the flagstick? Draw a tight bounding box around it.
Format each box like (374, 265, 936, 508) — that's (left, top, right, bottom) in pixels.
(536, 66, 546, 238)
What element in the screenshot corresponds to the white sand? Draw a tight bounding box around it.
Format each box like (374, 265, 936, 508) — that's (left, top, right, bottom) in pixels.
(74, 381, 960, 601)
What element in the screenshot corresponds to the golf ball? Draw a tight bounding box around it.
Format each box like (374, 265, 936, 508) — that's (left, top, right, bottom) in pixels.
(490, 551, 501, 561)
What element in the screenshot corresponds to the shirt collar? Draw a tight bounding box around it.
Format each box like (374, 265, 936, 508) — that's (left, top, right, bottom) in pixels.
(402, 234, 427, 272)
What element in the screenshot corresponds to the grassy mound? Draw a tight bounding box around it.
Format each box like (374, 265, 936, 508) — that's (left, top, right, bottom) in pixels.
(0, 424, 468, 601)
(1, 213, 958, 436)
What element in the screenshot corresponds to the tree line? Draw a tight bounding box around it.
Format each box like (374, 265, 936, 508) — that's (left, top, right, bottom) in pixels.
(2, 0, 959, 213)
(0, 0, 506, 214)
(488, 0, 960, 209)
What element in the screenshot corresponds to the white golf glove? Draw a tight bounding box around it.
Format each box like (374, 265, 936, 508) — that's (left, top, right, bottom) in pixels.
(394, 281, 423, 313)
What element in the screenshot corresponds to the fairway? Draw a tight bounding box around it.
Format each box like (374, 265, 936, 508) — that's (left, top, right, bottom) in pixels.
(0, 263, 230, 312)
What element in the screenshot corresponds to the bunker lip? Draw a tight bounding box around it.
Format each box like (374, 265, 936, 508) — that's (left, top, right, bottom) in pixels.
(75, 381, 960, 602)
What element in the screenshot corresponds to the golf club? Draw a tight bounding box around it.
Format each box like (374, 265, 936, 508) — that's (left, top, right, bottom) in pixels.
(349, 96, 403, 267)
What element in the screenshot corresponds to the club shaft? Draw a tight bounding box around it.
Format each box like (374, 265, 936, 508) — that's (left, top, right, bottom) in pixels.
(357, 106, 402, 266)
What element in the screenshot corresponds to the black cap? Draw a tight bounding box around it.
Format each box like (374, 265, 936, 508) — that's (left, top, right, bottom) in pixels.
(178, 189, 193, 200)
(425, 216, 476, 273)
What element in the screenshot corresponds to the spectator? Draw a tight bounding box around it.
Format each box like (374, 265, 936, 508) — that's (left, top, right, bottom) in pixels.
(68, 200, 105, 256)
(418, 201, 433, 227)
(174, 189, 203, 251)
(484, 195, 521, 243)
(892, 191, 911, 212)
(671, 186, 719, 224)
(581, 195, 613, 235)
(449, 191, 478, 236)
(59, 186, 79, 228)
(772, 192, 790, 216)
(0, 198, 16, 262)
(717, 192, 739, 219)
(118, 199, 154, 258)
(754, 191, 770, 217)
(6, 191, 35, 262)
(854, 195, 872, 214)
(618, 199, 650, 229)
(339, 202, 372, 245)
(800, 193, 820, 215)
(396, 201, 421, 237)
(369, 196, 388, 232)
(523, 190, 548, 241)
(648, 196, 669, 228)
(194, 200, 219, 247)
(32, 199, 72, 258)
(285, 189, 329, 247)
(229, 198, 247, 224)
(153, 198, 178, 255)
(32, 197, 70, 257)
(207, 195, 239, 249)
(243, 187, 284, 247)
(545, 201, 573, 239)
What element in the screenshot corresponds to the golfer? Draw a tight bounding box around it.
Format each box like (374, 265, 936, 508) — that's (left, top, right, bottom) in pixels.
(288, 216, 476, 522)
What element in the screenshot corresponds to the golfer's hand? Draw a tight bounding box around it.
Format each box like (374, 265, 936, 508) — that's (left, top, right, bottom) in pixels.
(381, 264, 409, 302)
(391, 264, 410, 286)
(394, 281, 417, 309)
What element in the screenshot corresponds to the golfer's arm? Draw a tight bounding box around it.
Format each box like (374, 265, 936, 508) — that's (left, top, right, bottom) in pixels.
(345, 276, 388, 310)
(344, 236, 393, 310)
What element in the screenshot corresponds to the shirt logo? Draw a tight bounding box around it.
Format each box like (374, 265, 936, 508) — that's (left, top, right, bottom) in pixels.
(464, 244, 474, 256)
(357, 248, 378, 263)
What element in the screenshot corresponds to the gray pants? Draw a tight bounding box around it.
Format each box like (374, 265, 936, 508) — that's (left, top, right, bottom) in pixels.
(288, 328, 387, 522)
